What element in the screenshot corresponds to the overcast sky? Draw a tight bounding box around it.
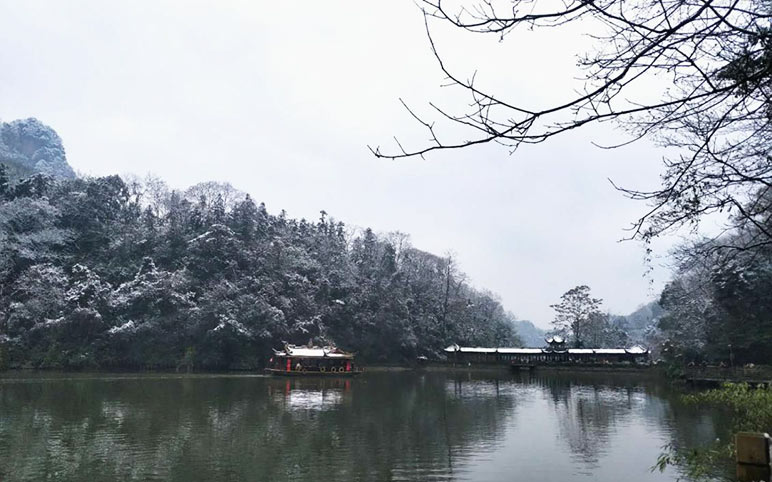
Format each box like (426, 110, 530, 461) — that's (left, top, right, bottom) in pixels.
(0, 1, 693, 328)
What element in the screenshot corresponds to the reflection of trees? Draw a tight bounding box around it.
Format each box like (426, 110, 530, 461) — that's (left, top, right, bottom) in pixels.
(524, 373, 646, 467)
(0, 371, 734, 481)
(642, 382, 734, 480)
(438, 373, 521, 476)
(550, 385, 635, 467)
(524, 372, 729, 479)
(266, 372, 519, 480)
(0, 373, 517, 481)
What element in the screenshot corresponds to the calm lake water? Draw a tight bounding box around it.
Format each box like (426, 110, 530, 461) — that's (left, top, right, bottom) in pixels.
(0, 370, 729, 481)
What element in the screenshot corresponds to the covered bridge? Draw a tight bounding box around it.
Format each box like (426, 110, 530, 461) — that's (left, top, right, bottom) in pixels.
(444, 338, 649, 366)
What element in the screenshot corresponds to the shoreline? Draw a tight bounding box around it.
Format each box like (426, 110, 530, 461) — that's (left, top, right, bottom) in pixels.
(1, 363, 661, 376)
(8, 363, 770, 381)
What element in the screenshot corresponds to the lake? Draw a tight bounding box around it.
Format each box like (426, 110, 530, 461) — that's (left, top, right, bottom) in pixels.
(0, 370, 729, 481)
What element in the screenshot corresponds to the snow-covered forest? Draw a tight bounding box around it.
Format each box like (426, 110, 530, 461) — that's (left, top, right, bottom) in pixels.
(0, 168, 519, 369)
(652, 233, 772, 365)
(1, 117, 770, 370)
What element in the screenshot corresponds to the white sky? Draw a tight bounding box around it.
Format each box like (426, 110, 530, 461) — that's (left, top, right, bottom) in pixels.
(0, 1, 693, 328)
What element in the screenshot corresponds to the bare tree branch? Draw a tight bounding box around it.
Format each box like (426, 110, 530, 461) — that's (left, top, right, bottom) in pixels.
(370, 0, 771, 251)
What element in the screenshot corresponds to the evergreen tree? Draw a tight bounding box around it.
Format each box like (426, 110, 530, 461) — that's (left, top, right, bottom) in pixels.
(0, 163, 8, 198)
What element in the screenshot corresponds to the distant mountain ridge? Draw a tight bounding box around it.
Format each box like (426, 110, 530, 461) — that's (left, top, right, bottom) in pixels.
(514, 320, 546, 347)
(516, 300, 662, 349)
(615, 300, 663, 345)
(0, 118, 76, 179)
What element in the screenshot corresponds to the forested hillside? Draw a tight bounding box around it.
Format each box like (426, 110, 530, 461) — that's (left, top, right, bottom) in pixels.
(0, 169, 519, 369)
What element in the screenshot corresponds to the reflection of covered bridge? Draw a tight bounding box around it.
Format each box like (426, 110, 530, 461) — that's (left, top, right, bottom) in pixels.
(444, 338, 650, 366)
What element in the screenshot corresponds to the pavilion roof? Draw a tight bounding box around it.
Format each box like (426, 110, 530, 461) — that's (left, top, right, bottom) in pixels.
(273, 344, 354, 359)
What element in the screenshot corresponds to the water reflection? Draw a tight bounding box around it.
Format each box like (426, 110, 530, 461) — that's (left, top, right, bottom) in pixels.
(269, 379, 350, 412)
(0, 371, 730, 481)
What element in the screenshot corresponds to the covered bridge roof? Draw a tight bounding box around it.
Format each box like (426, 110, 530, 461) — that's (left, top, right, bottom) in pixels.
(444, 345, 649, 355)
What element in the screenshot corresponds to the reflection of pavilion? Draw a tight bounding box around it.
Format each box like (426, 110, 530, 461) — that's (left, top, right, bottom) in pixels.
(268, 378, 352, 412)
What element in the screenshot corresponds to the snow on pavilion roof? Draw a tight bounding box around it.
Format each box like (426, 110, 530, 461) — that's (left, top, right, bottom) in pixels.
(273, 344, 354, 359)
(625, 345, 648, 354)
